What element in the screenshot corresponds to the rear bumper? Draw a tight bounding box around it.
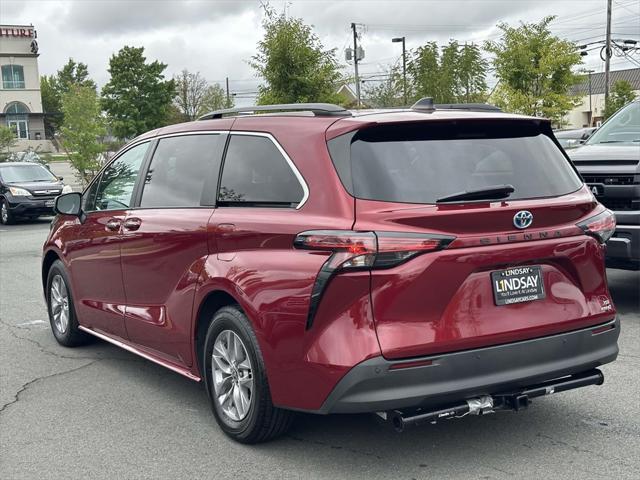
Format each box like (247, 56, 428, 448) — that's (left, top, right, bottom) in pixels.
(606, 217, 640, 270)
(316, 317, 619, 414)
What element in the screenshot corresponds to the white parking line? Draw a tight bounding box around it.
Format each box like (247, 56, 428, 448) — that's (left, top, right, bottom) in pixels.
(16, 320, 48, 327)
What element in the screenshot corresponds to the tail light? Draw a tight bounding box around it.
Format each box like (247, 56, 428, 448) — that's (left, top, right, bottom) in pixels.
(577, 210, 616, 244)
(294, 230, 454, 328)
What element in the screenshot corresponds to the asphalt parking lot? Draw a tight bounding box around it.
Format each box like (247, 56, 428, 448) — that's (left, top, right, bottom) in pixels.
(1, 219, 638, 480)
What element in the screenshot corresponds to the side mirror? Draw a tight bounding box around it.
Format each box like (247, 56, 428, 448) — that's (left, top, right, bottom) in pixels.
(55, 192, 82, 216)
(57, 176, 64, 181)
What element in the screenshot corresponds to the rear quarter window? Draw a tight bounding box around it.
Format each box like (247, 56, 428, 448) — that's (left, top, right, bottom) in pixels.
(217, 134, 305, 207)
(328, 121, 583, 204)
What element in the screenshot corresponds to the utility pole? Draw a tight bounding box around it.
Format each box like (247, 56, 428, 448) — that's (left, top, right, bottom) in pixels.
(604, 0, 612, 103)
(351, 22, 361, 107)
(225, 77, 230, 107)
(588, 70, 594, 126)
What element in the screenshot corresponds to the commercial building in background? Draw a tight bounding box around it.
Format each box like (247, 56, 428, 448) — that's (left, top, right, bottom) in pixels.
(565, 67, 640, 128)
(0, 24, 52, 152)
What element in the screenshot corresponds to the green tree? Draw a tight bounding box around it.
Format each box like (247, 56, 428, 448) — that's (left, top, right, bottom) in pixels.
(408, 41, 487, 104)
(457, 43, 488, 103)
(200, 83, 233, 114)
(173, 70, 233, 121)
(101, 46, 175, 139)
(55, 58, 96, 92)
(41, 59, 96, 137)
(41, 76, 61, 138)
(0, 126, 18, 162)
(250, 7, 343, 105)
(59, 85, 105, 186)
(604, 80, 637, 119)
(485, 16, 583, 125)
(363, 67, 405, 107)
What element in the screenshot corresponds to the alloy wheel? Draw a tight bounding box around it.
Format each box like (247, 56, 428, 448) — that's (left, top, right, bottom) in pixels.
(211, 329, 254, 421)
(1, 202, 7, 223)
(49, 274, 70, 334)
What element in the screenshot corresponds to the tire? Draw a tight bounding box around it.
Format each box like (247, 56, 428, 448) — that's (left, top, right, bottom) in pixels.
(203, 305, 294, 443)
(45, 260, 91, 347)
(1, 199, 15, 225)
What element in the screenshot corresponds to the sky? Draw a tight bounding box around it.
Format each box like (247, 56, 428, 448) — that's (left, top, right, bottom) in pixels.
(2, 0, 639, 105)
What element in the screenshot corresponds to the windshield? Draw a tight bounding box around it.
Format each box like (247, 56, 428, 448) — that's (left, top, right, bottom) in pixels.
(0, 164, 58, 183)
(587, 101, 640, 145)
(329, 121, 583, 204)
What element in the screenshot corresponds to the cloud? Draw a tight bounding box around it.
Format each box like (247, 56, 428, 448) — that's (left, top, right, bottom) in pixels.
(58, 0, 255, 35)
(1, 0, 638, 106)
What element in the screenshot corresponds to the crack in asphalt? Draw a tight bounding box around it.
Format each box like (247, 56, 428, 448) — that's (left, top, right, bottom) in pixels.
(0, 317, 141, 363)
(0, 360, 99, 417)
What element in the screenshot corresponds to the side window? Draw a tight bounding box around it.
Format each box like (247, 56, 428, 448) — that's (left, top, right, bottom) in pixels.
(140, 134, 224, 208)
(89, 142, 149, 211)
(218, 135, 305, 206)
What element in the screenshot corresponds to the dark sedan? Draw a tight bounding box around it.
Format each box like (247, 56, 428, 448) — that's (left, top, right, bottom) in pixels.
(0, 162, 72, 225)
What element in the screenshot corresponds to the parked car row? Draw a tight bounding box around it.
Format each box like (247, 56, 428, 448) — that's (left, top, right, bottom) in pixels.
(42, 98, 620, 443)
(569, 100, 640, 271)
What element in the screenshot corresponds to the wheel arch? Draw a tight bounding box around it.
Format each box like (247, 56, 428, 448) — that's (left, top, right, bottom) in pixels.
(193, 289, 244, 377)
(42, 249, 61, 290)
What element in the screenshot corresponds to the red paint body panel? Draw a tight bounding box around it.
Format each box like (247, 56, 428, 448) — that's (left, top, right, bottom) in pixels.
(49, 211, 129, 339)
(120, 208, 213, 366)
(354, 187, 615, 360)
(42, 110, 617, 414)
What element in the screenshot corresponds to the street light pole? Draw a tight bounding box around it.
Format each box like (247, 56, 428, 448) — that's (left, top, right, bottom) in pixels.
(392, 36, 407, 105)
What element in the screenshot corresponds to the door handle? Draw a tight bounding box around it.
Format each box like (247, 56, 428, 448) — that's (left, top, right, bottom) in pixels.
(123, 218, 142, 231)
(105, 218, 121, 231)
(217, 223, 236, 235)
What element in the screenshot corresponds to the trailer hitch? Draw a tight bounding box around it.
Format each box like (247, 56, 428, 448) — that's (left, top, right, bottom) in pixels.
(378, 369, 604, 432)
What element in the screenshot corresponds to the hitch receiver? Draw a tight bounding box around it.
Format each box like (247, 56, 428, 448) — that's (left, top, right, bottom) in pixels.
(379, 369, 604, 432)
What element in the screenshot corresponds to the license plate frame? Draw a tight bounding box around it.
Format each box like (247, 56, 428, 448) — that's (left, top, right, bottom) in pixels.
(491, 266, 545, 306)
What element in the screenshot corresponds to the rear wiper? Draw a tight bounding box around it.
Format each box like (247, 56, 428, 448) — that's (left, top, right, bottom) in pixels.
(436, 184, 515, 203)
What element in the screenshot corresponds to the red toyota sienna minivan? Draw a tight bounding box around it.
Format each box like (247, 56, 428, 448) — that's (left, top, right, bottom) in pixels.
(43, 100, 619, 443)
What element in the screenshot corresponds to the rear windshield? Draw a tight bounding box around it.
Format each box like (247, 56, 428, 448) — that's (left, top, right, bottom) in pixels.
(0, 164, 57, 183)
(328, 121, 583, 204)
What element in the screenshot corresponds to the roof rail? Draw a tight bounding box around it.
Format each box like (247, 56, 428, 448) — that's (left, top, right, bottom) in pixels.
(411, 97, 502, 113)
(198, 103, 351, 120)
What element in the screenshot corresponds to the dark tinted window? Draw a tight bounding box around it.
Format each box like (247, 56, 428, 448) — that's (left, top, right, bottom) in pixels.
(141, 134, 225, 208)
(331, 122, 583, 204)
(218, 135, 304, 206)
(89, 142, 148, 211)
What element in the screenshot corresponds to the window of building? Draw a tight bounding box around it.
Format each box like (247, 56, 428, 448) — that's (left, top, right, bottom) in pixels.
(4, 102, 30, 139)
(140, 134, 225, 208)
(88, 142, 149, 211)
(1, 65, 25, 89)
(218, 135, 305, 207)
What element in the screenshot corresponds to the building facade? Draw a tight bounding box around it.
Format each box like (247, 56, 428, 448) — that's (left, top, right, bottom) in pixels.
(564, 68, 640, 128)
(0, 25, 51, 151)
